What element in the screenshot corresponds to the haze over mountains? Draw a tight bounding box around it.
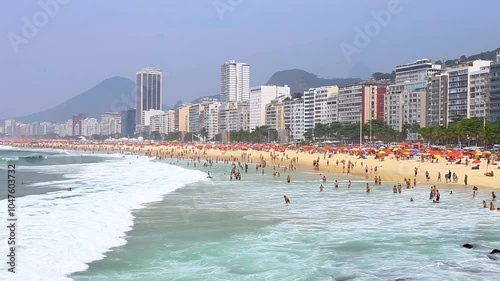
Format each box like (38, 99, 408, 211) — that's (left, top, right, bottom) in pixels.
(13, 46, 500, 123)
(15, 69, 361, 123)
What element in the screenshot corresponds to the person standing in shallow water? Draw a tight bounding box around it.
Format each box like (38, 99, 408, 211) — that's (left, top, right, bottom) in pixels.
(284, 195, 290, 204)
(366, 183, 370, 193)
(287, 175, 291, 183)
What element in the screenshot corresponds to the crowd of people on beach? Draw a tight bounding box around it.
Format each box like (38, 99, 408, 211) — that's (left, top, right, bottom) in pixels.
(2, 140, 499, 213)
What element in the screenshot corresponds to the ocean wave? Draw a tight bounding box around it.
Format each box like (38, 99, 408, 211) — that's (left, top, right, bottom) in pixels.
(0, 156, 209, 280)
(19, 153, 48, 160)
(0, 156, 19, 162)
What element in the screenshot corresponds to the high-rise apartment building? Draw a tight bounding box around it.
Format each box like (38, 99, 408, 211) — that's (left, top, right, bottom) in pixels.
(284, 97, 305, 141)
(427, 73, 449, 126)
(395, 59, 442, 84)
(249, 85, 290, 130)
(136, 67, 162, 126)
(469, 66, 490, 119)
(338, 81, 388, 124)
(100, 112, 121, 136)
(120, 109, 136, 137)
(175, 103, 191, 132)
(447, 60, 491, 122)
(303, 86, 339, 131)
(4, 119, 16, 136)
(202, 101, 221, 140)
(385, 81, 427, 131)
(72, 113, 87, 136)
(220, 60, 250, 102)
(489, 52, 500, 122)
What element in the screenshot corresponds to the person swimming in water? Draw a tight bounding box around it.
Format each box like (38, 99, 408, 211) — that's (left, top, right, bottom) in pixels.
(284, 195, 290, 204)
(483, 200, 488, 208)
(319, 184, 324, 192)
(490, 202, 496, 211)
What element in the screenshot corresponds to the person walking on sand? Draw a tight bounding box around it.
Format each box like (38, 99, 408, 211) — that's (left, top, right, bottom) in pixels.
(437, 172, 441, 182)
(464, 174, 468, 186)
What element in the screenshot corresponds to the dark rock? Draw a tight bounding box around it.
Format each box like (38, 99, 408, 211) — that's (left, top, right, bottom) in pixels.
(462, 243, 474, 249)
(490, 249, 500, 254)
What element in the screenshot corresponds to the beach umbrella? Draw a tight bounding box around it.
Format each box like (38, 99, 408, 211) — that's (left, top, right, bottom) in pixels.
(472, 159, 481, 164)
(399, 141, 408, 146)
(434, 154, 441, 159)
(483, 151, 491, 155)
(475, 152, 483, 157)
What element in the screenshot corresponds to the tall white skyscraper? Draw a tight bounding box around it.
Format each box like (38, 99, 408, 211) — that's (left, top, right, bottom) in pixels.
(136, 67, 163, 126)
(220, 60, 250, 102)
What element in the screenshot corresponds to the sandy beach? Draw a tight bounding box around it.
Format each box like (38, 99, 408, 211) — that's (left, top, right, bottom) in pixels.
(2, 140, 499, 190)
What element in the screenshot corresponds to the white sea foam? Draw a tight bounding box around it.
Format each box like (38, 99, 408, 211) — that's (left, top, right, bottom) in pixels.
(0, 155, 208, 281)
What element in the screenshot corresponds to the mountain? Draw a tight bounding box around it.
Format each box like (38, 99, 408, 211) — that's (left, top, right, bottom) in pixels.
(432, 47, 500, 67)
(266, 69, 361, 93)
(191, 94, 219, 104)
(17, 77, 136, 123)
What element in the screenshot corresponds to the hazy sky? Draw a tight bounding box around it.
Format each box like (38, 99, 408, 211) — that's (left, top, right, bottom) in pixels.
(1, 0, 499, 119)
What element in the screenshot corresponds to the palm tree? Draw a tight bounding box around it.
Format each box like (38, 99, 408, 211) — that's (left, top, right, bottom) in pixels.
(199, 127, 208, 142)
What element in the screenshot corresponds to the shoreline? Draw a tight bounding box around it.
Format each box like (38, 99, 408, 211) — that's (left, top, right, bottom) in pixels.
(2, 141, 499, 192)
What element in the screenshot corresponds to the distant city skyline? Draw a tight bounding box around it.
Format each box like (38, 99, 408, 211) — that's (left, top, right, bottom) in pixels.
(1, 0, 500, 119)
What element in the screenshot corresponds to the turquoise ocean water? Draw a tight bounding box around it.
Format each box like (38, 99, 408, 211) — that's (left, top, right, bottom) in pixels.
(1, 146, 499, 281)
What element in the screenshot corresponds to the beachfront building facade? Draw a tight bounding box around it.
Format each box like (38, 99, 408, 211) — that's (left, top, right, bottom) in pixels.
(174, 103, 191, 133)
(4, 119, 16, 136)
(166, 110, 175, 133)
(303, 86, 339, 131)
(427, 73, 449, 127)
(384, 81, 428, 131)
(265, 96, 288, 143)
(219, 101, 250, 143)
(100, 112, 121, 137)
(489, 52, 500, 122)
(249, 85, 290, 131)
(326, 92, 339, 123)
(54, 119, 73, 137)
(395, 59, 442, 84)
(81, 118, 100, 136)
(72, 113, 87, 136)
(120, 109, 136, 137)
(188, 104, 204, 133)
(337, 81, 388, 124)
(447, 60, 491, 122)
(284, 97, 305, 141)
(202, 101, 221, 140)
(468, 66, 491, 119)
(150, 112, 169, 135)
(136, 67, 162, 126)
